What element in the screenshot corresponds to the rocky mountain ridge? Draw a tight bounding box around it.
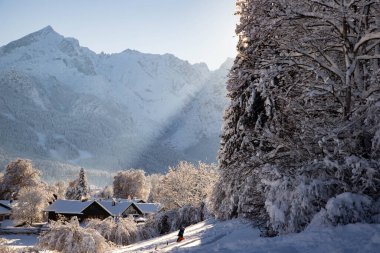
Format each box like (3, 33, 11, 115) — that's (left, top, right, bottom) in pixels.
(0, 26, 232, 181)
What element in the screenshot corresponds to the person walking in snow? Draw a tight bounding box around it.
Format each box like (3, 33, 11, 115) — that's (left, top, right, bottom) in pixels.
(177, 225, 185, 242)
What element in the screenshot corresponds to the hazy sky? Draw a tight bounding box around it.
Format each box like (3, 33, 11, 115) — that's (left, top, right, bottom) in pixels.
(0, 0, 238, 70)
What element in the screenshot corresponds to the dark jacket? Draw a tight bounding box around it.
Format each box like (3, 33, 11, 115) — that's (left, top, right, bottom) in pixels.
(178, 227, 185, 237)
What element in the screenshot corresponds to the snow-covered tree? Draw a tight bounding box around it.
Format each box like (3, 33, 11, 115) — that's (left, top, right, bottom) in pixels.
(65, 181, 78, 200)
(113, 169, 149, 200)
(12, 186, 53, 225)
(0, 159, 42, 199)
(146, 173, 164, 202)
(212, 0, 380, 234)
(52, 181, 67, 200)
(140, 203, 208, 237)
(78, 168, 90, 197)
(97, 185, 113, 199)
(86, 217, 139, 245)
(38, 217, 109, 253)
(65, 168, 90, 200)
(156, 161, 218, 210)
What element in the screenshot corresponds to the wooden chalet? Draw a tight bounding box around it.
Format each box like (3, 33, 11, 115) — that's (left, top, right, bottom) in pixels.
(44, 199, 152, 221)
(0, 200, 12, 222)
(134, 203, 161, 216)
(44, 200, 112, 221)
(97, 199, 143, 218)
(98, 199, 161, 217)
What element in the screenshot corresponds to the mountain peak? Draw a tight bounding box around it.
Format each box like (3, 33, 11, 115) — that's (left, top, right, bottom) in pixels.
(29, 25, 60, 39)
(0, 26, 62, 55)
(38, 25, 55, 34)
(193, 62, 210, 73)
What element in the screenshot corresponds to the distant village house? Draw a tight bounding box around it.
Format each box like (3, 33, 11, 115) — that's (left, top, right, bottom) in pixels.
(44, 199, 160, 222)
(0, 200, 12, 222)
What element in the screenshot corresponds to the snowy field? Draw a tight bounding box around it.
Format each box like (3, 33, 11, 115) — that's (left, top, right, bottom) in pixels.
(111, 219, 380, 253)
(1, 219, 379, 252)
(0, 234, 39, 250)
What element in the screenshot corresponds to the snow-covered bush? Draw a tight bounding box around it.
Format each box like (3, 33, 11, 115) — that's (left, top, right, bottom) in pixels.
(263, 156, 380, 234)
(0, 238, 17, 253)
(307, 193, 373, 230)
(38, 217, 109, 253)
(138, 220, 160, 240)
(372, 197, 380, 223)
(0, 247, 39, 253)
(140, 203, 207, 238)
(171, 203, 208, 229)
(0, 246, 16, 253)
(86, 217, 139, 245)
(340, 156, 380, 196)
(263, 162, 339, 233)
(84, 204, 207, 245)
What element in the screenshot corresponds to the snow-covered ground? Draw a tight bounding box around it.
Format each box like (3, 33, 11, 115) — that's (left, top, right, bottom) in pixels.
(111, 219, 380, 253)
(0, 234, 39, 249)
(1, 219, 379, 252)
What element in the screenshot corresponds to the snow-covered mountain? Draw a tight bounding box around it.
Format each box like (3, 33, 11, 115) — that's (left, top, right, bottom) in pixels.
(160, 59, 232, 161)
(0, 26, 232, 177)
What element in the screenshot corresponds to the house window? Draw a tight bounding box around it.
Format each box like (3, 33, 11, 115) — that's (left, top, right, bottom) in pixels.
(122, 206, 142, 218)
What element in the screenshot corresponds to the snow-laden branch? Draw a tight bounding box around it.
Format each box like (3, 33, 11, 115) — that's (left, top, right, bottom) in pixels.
(292, 11, 343, 34)
(292, 47, 345, 81)
(310, 0, 340, 9)
(356, 54, 380, 60)
(354, 32, 380, 52)
(343, 0, 358, 8)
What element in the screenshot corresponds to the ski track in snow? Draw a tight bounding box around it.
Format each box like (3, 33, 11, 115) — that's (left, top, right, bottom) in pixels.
(110, 219, 380, 253)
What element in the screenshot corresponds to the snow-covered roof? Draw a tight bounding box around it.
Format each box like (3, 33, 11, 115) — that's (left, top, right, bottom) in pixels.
(112, 198, 145, 203)
(44, 199, 160, 216)
(135, 203, 161, 214)
(98, 200, 136, 216)
(131, 198, 145, 203)
(0, 205, 11, 215)
(44, 200, 95, 214)
(0, 200, 12, 210)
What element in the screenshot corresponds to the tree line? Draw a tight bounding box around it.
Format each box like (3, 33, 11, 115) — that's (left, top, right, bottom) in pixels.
(0, 158, 218, 225)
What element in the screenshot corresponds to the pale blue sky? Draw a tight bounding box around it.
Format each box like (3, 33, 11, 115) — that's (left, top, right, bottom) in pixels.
(0, 0, 238, 69)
